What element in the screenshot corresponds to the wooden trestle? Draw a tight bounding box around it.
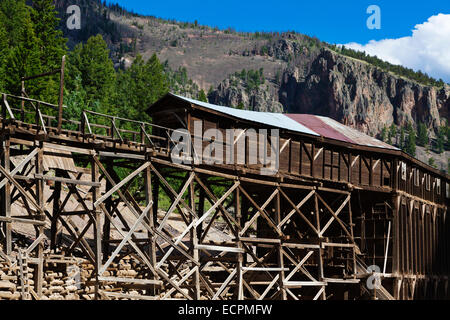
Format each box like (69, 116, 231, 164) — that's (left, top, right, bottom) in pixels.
(0, 92, 448, 300)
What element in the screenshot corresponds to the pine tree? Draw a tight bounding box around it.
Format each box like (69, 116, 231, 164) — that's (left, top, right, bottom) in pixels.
(4, 9, 42, 98)
(114, 53, 168, 121)
(66, 35, 116, 107)
(29, 0, 67, 103)
(380, 126, 387, 142)
(0, 0, 28, 48)
(417, 122, 428, 147)
(0, 20, 8, 91)
(399, 127, 405, 150)
(436, 126, 445, 154)
(198, 89, 207, 102)
(388, 123, 397, 145)
(405, 122, 416, 156)
(428, 157, 436, 168)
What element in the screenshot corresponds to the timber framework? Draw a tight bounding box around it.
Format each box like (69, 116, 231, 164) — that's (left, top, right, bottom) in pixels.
(0, 91, 448, 300)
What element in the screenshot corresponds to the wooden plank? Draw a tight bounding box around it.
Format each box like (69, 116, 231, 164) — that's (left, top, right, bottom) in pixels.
(195, 244, 244, 253)
(99, 151, 145, 160)
(283, 281, 326, 287)
(42, 142, 94, 155)
(34, 174, 101, 187)
(98, 276, 163, 286)
(0, 216, 46, 226)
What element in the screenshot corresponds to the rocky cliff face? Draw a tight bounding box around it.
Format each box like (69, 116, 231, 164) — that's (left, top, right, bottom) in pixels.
(280, 49, 449, 136)
(210, 47, 449, 137)
(208, 76, 283, 113)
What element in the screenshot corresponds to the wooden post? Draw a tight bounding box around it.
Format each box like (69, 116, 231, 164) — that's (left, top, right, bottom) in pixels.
(0, 136, 11, 254)
(315, 190, 326, 299)
(57, 55, 66, 134)
(276, 189, 287, 300)
(35, 144, 44, 297)
(189, 176, 201, 300)
(51, 169, 62, 251)
(91, 156, 102, 299)
(235, 187, 244, 300)
(145, 164, 158, 295)
(102, 160, 113, 260)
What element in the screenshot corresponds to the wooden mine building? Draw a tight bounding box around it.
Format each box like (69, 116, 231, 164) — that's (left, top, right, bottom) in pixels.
(0, 91, 448, 300)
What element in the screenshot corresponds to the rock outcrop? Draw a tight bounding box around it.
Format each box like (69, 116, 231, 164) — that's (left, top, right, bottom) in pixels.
(280, 48, 449, 137)
(208, 77, 283, 113)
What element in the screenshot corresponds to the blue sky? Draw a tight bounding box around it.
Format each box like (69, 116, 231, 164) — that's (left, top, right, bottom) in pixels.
(107, 0, 448, 44)
(106, 1, 450, 81)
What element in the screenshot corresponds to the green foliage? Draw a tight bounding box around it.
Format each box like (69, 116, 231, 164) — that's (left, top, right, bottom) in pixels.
(114, 53, 169, 121)
(380, 126, 387, 142)
(399, 127, 405, 150)
(234, 68, 265, 91)
(388, 123, 397, 145)
(428, 157, 436, 168)
(417, 122, 428, 147)
(165, 65, 200, 97)
(66, 35, 116, 106)
(4, 7, 42, 97)
(405, 122, 416, 157)
(436, 126, 445, 154)
(0, 0, 67, 103)
(0, 20, 8, 91)
(236, 102, 245, 110)
(63, 74, 86, 130)
(197, 89, 207, 102)
(331, 45, 447, 87)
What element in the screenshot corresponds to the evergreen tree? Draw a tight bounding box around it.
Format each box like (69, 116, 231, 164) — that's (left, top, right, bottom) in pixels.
(388, 123, 397, 145)
(405, 122, 416, 156)
(399, 127, 405, 150)
(380, 126, 387, 142)
(0, 0, 28, 48)
(0, 20, 8, 91)
(436, 126, 445, 154)
(428, 157, 436, 168)
(417, 122, 428, 147)
(66, 35, 116, 107)
(4, 8, 42, 98)
(29, 0, 67, 102)
(114, 53, 168, 121)
(63, 74, 87, 129)
(198, 89, 207, 102)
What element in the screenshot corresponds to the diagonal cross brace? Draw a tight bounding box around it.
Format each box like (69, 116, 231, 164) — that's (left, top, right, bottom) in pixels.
(99, 201, 153, 276)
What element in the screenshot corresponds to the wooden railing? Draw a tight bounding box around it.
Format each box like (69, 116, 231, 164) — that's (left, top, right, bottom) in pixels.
(0, 92, 185, 154)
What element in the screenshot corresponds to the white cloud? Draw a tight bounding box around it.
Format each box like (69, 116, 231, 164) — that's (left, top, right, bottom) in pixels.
(344, 14, 450, 82)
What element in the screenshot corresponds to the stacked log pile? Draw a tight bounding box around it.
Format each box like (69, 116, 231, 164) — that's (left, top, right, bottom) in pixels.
(0, 263, 20, 300)
(0, 253, 201, 300)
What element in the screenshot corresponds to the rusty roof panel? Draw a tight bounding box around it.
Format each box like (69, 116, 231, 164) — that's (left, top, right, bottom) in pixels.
(316, 116, 399, 150)
(287, 114, 398, 150)
(286, 114, 355, 144)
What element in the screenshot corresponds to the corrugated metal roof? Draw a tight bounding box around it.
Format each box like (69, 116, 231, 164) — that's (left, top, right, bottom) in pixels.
(171, 94, 319, 136)
(287, 114, 354, 144)
(316, 116, 399, 150)
(163, 94, 398, 151)
(287, 114, 398, 150)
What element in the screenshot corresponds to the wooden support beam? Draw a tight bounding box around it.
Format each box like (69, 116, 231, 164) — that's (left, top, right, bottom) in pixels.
(0, 136, 11, 254)
(34, 144, 44, 298)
